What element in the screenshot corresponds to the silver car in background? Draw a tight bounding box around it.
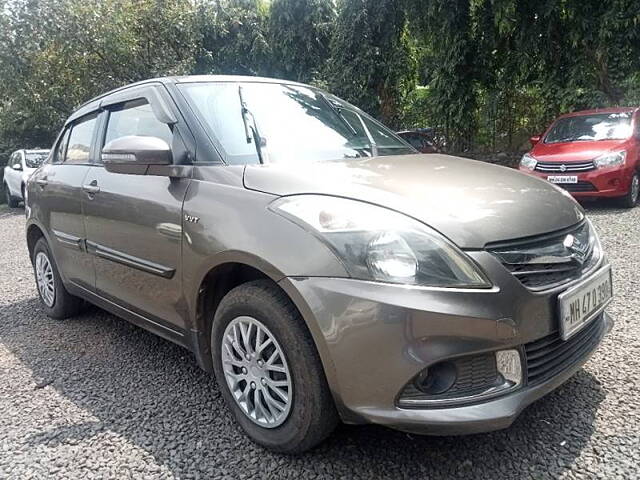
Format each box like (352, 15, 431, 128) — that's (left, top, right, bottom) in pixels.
(3, 149, 49, 206)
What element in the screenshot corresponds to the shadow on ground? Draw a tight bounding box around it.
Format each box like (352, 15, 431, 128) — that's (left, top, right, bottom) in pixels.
(578, 197, 635, 215)
(0, 295, 606, 479)
(0, 204, 25, 218)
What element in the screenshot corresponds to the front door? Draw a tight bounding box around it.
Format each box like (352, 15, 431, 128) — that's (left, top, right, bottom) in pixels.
(82, 98, 189, 331)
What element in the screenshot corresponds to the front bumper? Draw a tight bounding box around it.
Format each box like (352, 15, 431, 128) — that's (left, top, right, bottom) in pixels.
(279, 257, 613, 435)
(520, 166, 633, 198)
(355, 312, 612, 435)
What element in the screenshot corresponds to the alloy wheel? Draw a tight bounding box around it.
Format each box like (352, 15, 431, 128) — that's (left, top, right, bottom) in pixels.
(35, 251, 55, 307)
(221, 316, 293, 428)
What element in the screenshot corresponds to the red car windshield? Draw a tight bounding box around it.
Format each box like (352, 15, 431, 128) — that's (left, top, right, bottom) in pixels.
(544, 112, 633, 144)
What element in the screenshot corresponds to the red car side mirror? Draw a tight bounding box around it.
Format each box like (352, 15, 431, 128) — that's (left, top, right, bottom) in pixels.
(529, 135, 542, 147)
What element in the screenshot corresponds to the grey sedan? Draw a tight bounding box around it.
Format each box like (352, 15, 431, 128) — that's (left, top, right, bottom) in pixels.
(25, 76, 613, 453)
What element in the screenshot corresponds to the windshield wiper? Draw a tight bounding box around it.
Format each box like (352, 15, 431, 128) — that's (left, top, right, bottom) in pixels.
(355, 114, 378, 157)
(319, 94, 358, 136)
(238, 85, 266, 164)
(319, 94, 379, 157)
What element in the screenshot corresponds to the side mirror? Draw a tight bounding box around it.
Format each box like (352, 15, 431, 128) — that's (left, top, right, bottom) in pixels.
(529, 135, 542, 147)
(12, 163, 23, 171)
(102, 136, 172, 175)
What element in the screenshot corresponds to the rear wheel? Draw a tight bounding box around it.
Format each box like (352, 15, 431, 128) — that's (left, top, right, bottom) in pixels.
(5, 184, 18, 208)
(211, 280, 338, 453)
(619, 173, 639, 208)
(32, 237, 83, 319)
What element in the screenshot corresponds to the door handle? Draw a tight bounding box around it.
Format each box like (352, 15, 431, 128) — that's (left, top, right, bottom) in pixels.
(36, 178, 48, 188)
(82, 181, 100, 196)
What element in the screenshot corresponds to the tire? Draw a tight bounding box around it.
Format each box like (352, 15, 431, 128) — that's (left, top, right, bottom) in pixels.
(211, 280, 338, 453)
(32, 237, 83, 319)
(619, 173, 639, 208)
(5, 184, 19, 208)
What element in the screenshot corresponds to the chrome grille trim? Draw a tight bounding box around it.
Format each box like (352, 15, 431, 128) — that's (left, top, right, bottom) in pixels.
(487, 221, 602, 291)
(535, 161, 595, 172)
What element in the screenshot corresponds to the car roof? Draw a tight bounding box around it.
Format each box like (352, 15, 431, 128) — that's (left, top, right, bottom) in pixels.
(74, 75, 310, 114)
(557, 107, 639, 119)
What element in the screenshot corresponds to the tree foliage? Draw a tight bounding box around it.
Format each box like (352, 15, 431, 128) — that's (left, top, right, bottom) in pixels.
(195, 0, 270, 76)
(0, 0, 198, 155)
(1, 0, 640, 161)
(268, 0, 335, 83)
(327, 0, 415, 126)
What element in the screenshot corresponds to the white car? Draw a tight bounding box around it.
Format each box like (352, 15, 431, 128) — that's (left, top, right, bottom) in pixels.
(3, 149, 49, 207)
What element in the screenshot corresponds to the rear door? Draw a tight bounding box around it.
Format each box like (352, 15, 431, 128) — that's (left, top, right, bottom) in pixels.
(33, 116, 97, 290)
(82, 86, 191, 333)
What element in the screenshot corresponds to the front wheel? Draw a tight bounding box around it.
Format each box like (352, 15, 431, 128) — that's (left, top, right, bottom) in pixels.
(211, 280, 338, 453)
(619, 173, 639, 208)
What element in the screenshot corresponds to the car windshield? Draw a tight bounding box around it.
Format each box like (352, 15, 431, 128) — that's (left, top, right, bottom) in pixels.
(544, 112, 633, 144)
(25, 152, 48, 168)
(178, 82, 415, 164)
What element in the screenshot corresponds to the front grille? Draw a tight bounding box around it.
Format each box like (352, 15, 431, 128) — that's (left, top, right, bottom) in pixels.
(524, 314, 604, 386)
(488, 221, 600, 290)
(535, 161, 595, 173)
(557, 181, 597, 193)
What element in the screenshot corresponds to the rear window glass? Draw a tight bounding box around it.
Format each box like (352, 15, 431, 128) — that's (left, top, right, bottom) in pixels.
(25, 152, 48, 168)
(66, 114, 98, 164)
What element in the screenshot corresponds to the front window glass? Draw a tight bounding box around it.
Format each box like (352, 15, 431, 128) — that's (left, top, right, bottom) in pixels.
(544, 112, 633, 144)
(105, 100, 173, 147)
(178, 82, 414, 164)
(25, 152, 48, 168)
(66, 114, 98, 164)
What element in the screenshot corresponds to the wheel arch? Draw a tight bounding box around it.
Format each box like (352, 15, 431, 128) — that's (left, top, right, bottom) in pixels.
(26, 222, 47, 263)
(189, 254, 344, 417)
(190, 254, 337, 385)
(190, 254, 283, 373)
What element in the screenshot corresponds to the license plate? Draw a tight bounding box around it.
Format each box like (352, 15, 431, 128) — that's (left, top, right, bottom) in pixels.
(558, 266, 613, 340)
(548, 175, 578, 184)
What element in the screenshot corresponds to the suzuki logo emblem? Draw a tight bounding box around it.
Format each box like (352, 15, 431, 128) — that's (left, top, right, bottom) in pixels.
(559, 164, 567, 172)
(563, 234, 588, 264)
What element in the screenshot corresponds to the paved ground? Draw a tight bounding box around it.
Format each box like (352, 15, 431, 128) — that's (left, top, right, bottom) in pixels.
(0, 202, 638, 479)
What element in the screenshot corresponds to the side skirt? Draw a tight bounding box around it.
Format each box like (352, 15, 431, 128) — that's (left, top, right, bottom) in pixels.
(67, 282, 191, 351)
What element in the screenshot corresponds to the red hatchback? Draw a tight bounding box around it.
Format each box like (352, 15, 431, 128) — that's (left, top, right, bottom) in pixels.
(519, 107, 640, 207)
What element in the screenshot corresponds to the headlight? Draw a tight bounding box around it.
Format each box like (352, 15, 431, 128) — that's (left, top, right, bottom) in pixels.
(593, 150, 626, 169)
(270, 195, 491, 288)
(520, 153, 537, 170)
